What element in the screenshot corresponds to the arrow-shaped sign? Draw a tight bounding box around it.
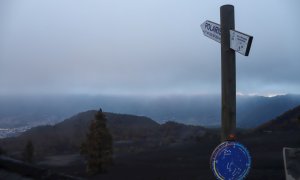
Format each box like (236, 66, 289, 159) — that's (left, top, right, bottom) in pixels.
(200, 20, 221, 43)
(200, 20, 253, 56)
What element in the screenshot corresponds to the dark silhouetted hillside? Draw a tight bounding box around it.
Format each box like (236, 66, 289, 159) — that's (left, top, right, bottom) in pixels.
(254, 105, 300, 132)
(0, 110, 205, 158)
(2, 107, 300, 179)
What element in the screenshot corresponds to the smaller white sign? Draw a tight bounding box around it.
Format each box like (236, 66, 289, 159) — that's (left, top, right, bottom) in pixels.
(230, 30, 253, 56)
(200, 20, 221, 43)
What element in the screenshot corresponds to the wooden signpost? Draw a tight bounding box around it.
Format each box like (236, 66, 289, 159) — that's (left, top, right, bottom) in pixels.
(201, 5, 253, 141)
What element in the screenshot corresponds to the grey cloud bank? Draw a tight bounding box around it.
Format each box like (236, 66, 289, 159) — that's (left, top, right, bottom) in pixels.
(0, 0, 299, 96)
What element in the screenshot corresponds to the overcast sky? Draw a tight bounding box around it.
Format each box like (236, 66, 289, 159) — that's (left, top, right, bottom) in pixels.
(0, 0, 299, 96)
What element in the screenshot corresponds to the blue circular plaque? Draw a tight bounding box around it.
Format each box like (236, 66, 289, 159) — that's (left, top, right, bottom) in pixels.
(210, 141, 251, 180)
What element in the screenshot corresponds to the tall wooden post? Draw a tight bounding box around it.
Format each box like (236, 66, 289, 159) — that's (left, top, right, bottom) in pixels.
(220, 5, 236, 141)
(202, 6, 253, 179)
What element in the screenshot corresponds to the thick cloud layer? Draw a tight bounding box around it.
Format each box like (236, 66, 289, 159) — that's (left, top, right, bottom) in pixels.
(0, 0, 299, 95)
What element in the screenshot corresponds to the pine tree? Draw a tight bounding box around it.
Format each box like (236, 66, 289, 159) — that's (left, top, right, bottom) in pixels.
(23, 140, 34, 163)
(80, 109, 113, 174)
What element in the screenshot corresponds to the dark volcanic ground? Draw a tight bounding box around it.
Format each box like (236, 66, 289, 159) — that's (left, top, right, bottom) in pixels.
(40, 140, 218, 180)
(38, 131, 299, 180)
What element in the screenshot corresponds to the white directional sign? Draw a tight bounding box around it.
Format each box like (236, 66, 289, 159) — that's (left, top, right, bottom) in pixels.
(230, 30, 253, 56)
(201, 20, 253, 56)
(200, 20, 221, 43)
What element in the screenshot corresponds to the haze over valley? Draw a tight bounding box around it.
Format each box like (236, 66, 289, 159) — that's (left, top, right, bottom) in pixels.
(1, 94, 300, 133)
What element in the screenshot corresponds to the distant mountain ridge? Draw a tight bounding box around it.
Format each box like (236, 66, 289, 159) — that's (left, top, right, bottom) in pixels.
(254, 105, 300, 132)
(0, 110, 205, 157)
(237, 94, 300, 127)
(0, 94, 300, 128)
